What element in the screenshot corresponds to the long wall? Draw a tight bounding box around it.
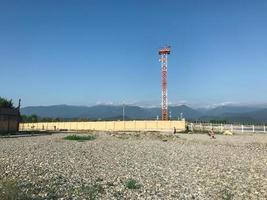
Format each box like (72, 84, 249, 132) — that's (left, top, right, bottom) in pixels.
(19, 120, 186, 132)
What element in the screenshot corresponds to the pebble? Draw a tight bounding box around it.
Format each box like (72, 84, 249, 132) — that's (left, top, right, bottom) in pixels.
(0, 133, 266, 199)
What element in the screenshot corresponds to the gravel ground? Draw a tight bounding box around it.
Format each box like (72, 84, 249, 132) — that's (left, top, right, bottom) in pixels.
(0, 132, 267, 200)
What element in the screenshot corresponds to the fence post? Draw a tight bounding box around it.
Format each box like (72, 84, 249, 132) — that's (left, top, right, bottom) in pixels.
(264, 125, 266, 133)
(252, 125, 255, 133)
(231, 124, 233, 132)
(191, 123, 193, 132)
(220, 124, 223, 132)
(241, 125, 244, 133)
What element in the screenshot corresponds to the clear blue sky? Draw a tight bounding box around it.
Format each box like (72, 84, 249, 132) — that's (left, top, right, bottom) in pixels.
(1, 0, 267, 107)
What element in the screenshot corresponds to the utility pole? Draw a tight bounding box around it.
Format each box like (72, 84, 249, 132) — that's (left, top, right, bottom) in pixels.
(122, 103, 125, 121)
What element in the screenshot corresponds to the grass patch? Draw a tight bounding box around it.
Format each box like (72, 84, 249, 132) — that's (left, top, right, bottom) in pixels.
(81, 184, 104, 200)
(0, 179, 31, 200)
(125, 179, 141, 190)
(64, 134, 96, 141)
(221, 187, 234, 200)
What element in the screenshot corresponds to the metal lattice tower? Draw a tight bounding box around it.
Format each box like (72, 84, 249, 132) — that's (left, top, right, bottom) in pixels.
(159, 46, 171, 120)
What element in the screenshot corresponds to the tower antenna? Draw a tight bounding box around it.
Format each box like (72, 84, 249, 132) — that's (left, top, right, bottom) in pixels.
(159, 46, 171, 120)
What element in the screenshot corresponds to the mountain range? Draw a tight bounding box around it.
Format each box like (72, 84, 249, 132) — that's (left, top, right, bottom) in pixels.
(21, 104, 267, 123)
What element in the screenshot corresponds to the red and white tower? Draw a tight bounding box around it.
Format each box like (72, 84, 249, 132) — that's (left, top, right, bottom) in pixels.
(159, 46, 171, 120)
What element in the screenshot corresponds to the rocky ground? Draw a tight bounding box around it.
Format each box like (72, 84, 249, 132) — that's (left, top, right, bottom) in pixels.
(0, 132, 267, 200)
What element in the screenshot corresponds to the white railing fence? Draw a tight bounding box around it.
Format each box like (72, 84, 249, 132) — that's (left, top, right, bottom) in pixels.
(188, 122, 267, 134)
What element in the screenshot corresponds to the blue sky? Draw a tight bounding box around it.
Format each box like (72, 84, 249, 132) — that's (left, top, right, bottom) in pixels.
(1, 0, 267, 107)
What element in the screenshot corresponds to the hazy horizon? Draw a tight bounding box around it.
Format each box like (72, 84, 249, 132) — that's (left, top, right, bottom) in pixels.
(20, 101, 267, 110)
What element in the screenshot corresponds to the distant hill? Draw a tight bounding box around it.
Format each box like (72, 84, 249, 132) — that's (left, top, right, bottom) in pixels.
(21, 104, 201, 120)
(21, 105, 89, 118)
(221, 108, 267, 123)
(169, 105, 202, 119)
(78, 105, 151, 120)
(21, 104, 267, 123)
(199, 106, 267, 123)
(204, 106, 259, 116)
(248, 108, 267, 122)
(199, 115, 255, 124)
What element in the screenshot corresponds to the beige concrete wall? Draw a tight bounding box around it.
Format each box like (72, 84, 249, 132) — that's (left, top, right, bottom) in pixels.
(19, 120, 186, 132)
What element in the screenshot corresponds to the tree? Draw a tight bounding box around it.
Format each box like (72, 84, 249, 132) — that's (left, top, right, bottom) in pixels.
(21, 115, 38, 122)
(0, 97, 14, 108)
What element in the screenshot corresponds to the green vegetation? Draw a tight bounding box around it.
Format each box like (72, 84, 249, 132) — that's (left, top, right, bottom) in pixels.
(21, 114, 63, 123)
(21, 115, 38, 123)
(0, 177, 106, 199)
(125, 179, 141, 189)
(209, 119, 228, 124)
(81, 184, 104, 200)
(64, 134, 96, 141)
(0, 179, 30, 200)
(0, 97, 14, 108)
(221, 187, 234, 200)
(21, 115, 91, 123)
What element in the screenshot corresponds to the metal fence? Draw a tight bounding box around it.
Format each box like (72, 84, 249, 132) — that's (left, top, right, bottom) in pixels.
(188, 122, 267, 134)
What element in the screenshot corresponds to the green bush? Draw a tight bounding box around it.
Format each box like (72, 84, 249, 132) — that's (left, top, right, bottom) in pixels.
(221, 187, 234, 200)
(0, 179, 30, 200)
(125, 179, 141, 189)
(63, 135, 96, 141)
(21, 115, 38, 123)
(80, 184, 104, 200)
